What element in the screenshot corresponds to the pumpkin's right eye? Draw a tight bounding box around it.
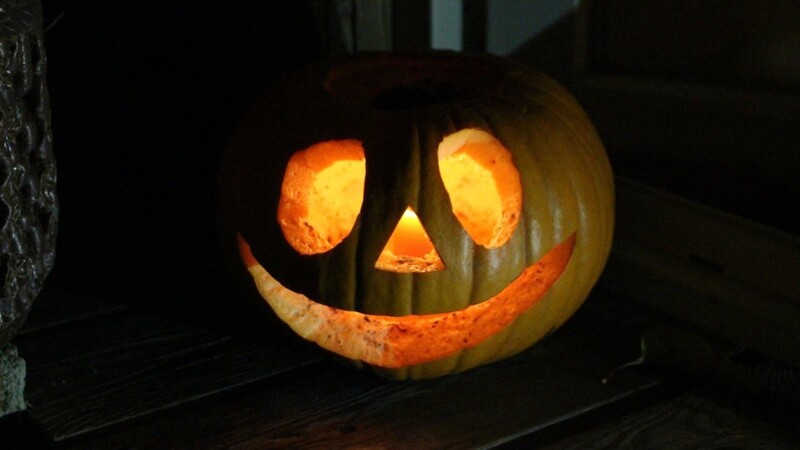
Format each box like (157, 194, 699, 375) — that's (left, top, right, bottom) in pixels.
(277, 140, 366, 255)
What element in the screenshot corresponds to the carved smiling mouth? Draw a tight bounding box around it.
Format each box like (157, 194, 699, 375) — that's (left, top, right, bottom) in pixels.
(238, 233, 575, 369)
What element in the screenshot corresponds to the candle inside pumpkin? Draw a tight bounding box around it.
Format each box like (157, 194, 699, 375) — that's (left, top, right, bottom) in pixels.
(375, 207, 444, 273)
(385, 207, 434, 258)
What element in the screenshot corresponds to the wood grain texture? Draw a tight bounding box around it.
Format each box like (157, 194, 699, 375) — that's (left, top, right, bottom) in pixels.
(17, 283, 796, 448)
(540, 391, 800, 450)
(16, 285, 126, 337)
(54, 292, 668, 449)
(16, 309, 323, 441)
(602, 178, 800, 367)
(66, 362, 635, 450)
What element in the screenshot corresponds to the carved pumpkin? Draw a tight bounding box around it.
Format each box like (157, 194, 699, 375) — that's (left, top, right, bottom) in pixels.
(218, 52, 613, 379)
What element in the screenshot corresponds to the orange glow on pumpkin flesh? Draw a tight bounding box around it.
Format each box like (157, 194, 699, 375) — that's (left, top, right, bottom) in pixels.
(239, 233, 575, 369)
(219, 54, 615, 379)
(245, 128, 577, 369)
(277, 139, 366, 255)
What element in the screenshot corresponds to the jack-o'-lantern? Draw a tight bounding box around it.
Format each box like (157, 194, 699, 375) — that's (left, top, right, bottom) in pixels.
(218, 52, 613, 379)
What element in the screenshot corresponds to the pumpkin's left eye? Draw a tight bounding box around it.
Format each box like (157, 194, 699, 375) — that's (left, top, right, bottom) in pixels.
(438, 129, 522, 248)
(277, 140, 366, 255)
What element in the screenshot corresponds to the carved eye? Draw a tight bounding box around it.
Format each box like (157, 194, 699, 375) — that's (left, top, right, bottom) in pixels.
(438, 129, 522, 248)
(277, 140, 366, 254)
(276, 130, 520, 262)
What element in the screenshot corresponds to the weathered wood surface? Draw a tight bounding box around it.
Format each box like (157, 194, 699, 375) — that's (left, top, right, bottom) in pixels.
(602, 178, 800, 367)
(9, 269, 797, 448)
(541, 392, 800, 449)
(15, 289, 323, 442)
(59, 297, 668, 450)
(11, 284, 668, 448)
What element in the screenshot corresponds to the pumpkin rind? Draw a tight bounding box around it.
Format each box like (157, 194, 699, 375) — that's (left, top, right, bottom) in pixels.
(218, 52, 613, 379)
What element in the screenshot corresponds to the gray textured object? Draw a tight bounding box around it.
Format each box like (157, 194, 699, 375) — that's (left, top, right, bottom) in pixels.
(0, 0, 58, 348)
(0, 344, 25, 415)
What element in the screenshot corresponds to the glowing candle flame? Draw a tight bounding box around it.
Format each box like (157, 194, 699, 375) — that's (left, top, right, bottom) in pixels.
(387, 208, 434, 258)
(375, 207, 444, 273)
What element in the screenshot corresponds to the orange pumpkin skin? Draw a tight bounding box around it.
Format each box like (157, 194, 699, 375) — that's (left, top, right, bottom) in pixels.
(218, 52, 614, 379)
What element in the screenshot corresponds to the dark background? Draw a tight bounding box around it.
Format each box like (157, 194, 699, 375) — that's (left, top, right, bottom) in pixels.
(41, 0, 327, 327)
(37, 0, 800, 332)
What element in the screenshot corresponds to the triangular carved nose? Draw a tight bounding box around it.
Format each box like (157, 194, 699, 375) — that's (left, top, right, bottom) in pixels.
(374, 206, 445, 273)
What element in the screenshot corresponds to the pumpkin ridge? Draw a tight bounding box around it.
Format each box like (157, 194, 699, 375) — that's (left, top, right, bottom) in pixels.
(429, 114, 473, 378)
(409, 121, 425, 315)
(516, 84, 612, 237)
(519, 85, 613, 266)
(469, 96, 578, 360)
(516, 82, 614, 227)
(460, 105, 528, 300)
(468, 101, 552, 265)
(472, 102, 560, 361)
(514, 83, 613, 327)
(488, 109, 534, 365)
(448, 104, 538, 369)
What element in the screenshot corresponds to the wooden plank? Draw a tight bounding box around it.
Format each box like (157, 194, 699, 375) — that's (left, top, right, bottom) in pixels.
(58, 361, 440, 449)
(574, 75, 800, 235)
(17, 285, 126, 337)
(601, 178, 800, 366)
(614, 177, 800, 300)
(16, 308, 323, 441)
(58, 291, 676, 449)
(539, 391, 800, 449)
(233, 364, 646, 450)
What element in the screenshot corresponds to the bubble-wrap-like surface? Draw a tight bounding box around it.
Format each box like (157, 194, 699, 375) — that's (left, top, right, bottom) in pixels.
(0, 0, 57, 346)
